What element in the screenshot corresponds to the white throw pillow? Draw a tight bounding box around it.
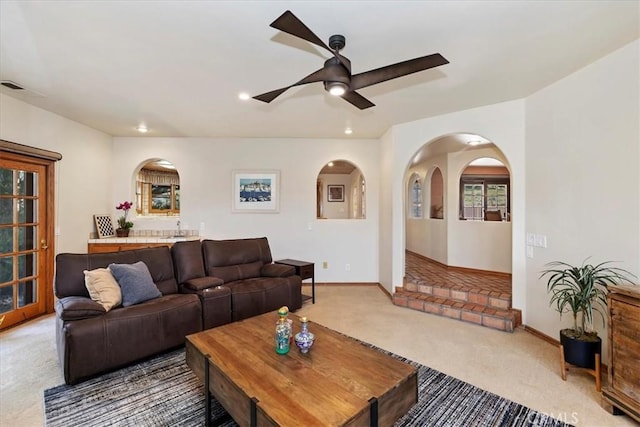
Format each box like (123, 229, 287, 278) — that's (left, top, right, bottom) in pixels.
(84, 268, 122, 311)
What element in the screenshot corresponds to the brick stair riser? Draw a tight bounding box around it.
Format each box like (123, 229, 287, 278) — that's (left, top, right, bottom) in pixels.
(393, 294, 515, 332)
(403, 281, 511, 310)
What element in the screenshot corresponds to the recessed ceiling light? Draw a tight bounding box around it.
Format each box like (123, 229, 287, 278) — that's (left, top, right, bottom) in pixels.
(136, 124, 148, 133)
(238, 92, 250, 100)
(344, 128, 353, 135)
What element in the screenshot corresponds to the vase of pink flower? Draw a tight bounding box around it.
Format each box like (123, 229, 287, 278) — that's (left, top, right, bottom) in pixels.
(115, 201, 134, 237)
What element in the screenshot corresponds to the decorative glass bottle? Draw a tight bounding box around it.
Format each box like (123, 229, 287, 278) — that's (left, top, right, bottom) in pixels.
(294, 317, 315, 353)
(275, 306, 291, 355)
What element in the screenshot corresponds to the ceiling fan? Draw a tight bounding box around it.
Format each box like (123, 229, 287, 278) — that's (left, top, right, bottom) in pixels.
(253, 10, 449, 110)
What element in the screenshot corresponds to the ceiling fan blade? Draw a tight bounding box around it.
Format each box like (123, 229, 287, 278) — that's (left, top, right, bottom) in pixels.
(351, 53, 449, 90)
(341, 90, 375, 110)
(271, 10, 331, 52)
(253, 87, 290, 104)
(270, 10, 352, 73)
(253, 67, 331, 104)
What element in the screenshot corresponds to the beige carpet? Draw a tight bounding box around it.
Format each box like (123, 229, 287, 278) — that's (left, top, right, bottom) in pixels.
(1, 285, 636, 427)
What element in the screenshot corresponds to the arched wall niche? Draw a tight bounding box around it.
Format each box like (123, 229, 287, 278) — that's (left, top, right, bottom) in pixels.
(317, 159, 366, 219)
(429, 167, 444, 219)
(134, 158, 180, 217)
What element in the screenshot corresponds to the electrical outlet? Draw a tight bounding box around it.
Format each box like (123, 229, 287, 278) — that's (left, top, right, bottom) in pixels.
(345, 264, 350, 271)
(322, 261, 328, 269)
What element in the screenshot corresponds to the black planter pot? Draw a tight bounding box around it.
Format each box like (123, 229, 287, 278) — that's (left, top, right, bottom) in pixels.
(560, 330, 601, 369)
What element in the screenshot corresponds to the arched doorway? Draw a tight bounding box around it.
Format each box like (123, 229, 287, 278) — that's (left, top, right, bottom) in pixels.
(397, 133, 518, 332)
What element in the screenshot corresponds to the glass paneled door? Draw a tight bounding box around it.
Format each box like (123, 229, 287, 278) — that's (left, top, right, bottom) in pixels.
(0, 157, 49, 328)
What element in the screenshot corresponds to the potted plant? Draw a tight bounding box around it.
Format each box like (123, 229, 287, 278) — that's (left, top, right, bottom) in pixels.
(115, 201, 134, 237)
(540, 259, 635, 369)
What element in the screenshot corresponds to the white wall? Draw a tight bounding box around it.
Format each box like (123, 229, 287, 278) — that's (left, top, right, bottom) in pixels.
(112, 137, 380, 283)
(525, 40, 640, 361)
(382, 100, 527, 313)
(0, 94, 113, 253)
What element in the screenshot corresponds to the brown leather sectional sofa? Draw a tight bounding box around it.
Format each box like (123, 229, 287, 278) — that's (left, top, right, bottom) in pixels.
(54, 237, 302, 384)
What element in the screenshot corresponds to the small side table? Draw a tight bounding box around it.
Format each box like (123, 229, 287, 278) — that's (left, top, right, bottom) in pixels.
(275, 259, 315, 304)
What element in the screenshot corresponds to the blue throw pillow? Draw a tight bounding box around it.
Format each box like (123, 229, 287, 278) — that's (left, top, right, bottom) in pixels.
(109, 261, 162, 307)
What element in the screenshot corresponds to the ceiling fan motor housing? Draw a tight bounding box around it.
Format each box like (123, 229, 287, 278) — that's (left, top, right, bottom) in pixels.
(323, 57, 351, 89)
(329, 34, 345, 51)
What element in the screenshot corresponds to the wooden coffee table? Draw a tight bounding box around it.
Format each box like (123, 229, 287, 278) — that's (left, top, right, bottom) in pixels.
(186, 312, 418, 426)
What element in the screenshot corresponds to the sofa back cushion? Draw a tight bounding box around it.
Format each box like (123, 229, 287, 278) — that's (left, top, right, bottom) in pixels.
(202, 237, 273, 282)
(208, 260, 263, 282)
(55, 246, 178, 298)
(171, 240, 205, 284)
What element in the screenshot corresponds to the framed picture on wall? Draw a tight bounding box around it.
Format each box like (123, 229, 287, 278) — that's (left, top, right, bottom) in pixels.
(327, 184, 344, 202)
(232, 170, 280, 213)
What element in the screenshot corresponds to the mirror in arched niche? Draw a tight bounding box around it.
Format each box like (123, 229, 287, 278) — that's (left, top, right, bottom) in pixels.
(136, 159, 180, 216)
(316, 160, 365, 219)
(459, 157, 510, 221)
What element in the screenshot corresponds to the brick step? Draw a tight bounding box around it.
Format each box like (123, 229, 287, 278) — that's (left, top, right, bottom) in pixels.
(393, 288, 521, 332)
(402, 279, 511, 310)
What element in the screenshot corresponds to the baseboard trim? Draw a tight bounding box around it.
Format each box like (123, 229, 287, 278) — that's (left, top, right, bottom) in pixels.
(406, 250, 512, 279)
(302, 282, 393, 301)
(523, 325, 559, 346)
(309, 282, 380, 286)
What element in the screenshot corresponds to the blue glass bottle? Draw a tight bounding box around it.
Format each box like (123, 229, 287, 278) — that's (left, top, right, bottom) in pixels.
(295, 316, 315, 353)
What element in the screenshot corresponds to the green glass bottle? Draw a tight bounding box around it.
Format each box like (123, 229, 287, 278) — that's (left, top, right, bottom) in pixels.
(275, 306, 291, 355)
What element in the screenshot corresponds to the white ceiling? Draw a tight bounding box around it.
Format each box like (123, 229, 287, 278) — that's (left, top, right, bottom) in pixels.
(1, 1, 638, 140)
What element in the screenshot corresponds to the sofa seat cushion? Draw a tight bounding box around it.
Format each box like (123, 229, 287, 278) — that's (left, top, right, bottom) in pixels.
(226, 278, 290, 321)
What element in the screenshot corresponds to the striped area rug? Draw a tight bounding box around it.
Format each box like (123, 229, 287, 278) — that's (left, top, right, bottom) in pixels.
(44, 347, 571, 427)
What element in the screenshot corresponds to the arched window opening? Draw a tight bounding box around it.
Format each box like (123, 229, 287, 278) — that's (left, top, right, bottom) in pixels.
(459, 158, 509, 221)
(317, 160, 365, 219)
(136, 159, 180, 216)
(430, 168, 443, 219)
(408, 174, 422, 218)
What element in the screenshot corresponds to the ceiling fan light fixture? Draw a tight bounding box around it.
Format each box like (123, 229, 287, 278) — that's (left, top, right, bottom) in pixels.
(326, 81, 348, 96)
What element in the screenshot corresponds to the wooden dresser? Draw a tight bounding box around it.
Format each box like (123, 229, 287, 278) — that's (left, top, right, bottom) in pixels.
(601, 284, 640, 422)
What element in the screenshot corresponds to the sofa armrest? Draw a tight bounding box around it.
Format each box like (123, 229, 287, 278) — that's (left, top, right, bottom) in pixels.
(55, 296, 106, 321)
(180, 284, 232, 329)
(261, 263, 295, 278)
(181, 276, 224, 292)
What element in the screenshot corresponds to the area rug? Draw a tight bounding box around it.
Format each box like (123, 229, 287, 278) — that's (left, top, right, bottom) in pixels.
(44, 347, 571, 427)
